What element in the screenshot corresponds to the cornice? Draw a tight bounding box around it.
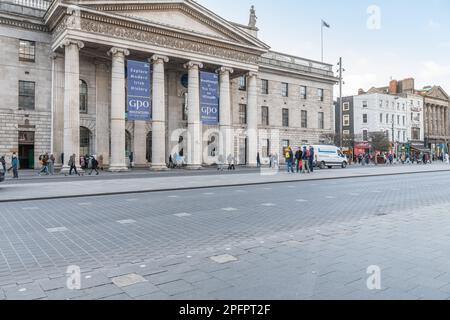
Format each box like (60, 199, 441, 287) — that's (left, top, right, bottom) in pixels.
(0, 16, 48, 32)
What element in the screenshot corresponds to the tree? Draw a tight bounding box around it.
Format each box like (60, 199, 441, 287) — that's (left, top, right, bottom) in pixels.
(320, 132, 338, 145)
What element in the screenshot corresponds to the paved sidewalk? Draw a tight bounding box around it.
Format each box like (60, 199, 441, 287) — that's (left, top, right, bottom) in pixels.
(1, 164, 450, 202)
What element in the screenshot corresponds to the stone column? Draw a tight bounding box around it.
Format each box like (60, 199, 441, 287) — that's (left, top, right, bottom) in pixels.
(424, 103, 428, 139)
(52, 53, 65, 169)
(445, 107, 449, 138)
(184, 61, 203, 169)
(427, 104, 432, 137)
(61, 40, 84, 173)
(95, 62, 110, 169)
(441, 106, 445, 137)
(217, 66, 234, 160)
(150, 55, 169, 170)
(132, 122, 148, 167)
(433, 105, 437, 136)
(247, 72, 258, 167)
(108, 47, 129, 172)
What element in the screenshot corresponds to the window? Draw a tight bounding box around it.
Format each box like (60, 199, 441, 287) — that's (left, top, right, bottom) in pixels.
(380, 113, 383, 123)
(363, 130, 368, 141)
(412, 128, 420, 140)
(301, 110, 308, 128)
(238, 76, 246, 91)
(318, 112, 324, 129)
(397, 131, 400, 141)
(397, 103, 400, 110)
(300, 86, 307, 99)
(379, 101, 383, 108)
(363, 101, 368, 108)
(282, 108, 289, 127)
(397, 115, 400, 125)
(343, 115, 350, 127)
(343, 102, 350, 111)
(343, 130, 350, 135)
(363, 114, 368, 124)
(403, 131, 406, 142)
(317, 88, 324, 102)
(79, 80, 88, 113)
(403, 116, 406, 126)
(261, 79, 269, 94)
(282, 140, 290, 150)
(261, 106, 269, 126)
(18, 81, 35, 110)
(239, 104, 247, 124)
(392, 114, 395, 123)
(19, 40, 36, 62)
(281, 82, 289, 97)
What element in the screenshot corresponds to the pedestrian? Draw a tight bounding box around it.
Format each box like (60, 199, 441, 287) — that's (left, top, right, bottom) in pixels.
(446, 153, 450, 164)
(0, 156, 6, 172)
(295, 148, 302, 173)
(256, 152, 261, 168)
(285, 147, 294, 173)
(309, 146, 315, 173)
(80, 156, 86, 170)
(129, 152, 134, 169)
(48, 154, 55, 175)
(39, 153, 49, 176)
(11, 152, 19, 179)
(269, 153, 273, 169)
(301, 146, 310, 173)
(168, 155, 174, 169)
(89, 155, 99, 175)
(67, 154, 80, 176)
(227, 154, 235, 171)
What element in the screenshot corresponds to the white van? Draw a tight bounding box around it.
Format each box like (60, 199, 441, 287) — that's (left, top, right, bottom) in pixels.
(309, 145, 348, 169)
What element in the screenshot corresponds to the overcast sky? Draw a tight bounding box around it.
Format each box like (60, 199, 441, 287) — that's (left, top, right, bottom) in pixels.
(197, 0, 450, 97)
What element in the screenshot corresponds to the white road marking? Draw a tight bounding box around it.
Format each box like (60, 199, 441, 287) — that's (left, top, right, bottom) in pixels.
(235, 190, 246, 193)
(296, 199, 308, 202)
(117, 219, 136, 225)
(78, 203, 92, 206)
(261, 203, 276, 207)
(222, 208, 238, 212)
(371, 190, 381, 193)
(203, 193, 215, 195)
(174, 213, 192, 218)
(168, 195, 179, 198)
(19, 288, 27, 292)
(263, 188, 273, 190)
(47, 227, 68, 233)
(349, 193, 360, 196)
(126, 199, 138, 202)
(326, 196, 336, 199)
(22, 207, 39, 211)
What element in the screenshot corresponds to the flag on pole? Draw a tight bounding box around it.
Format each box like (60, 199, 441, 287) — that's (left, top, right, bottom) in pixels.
(322, 20, 331, 28)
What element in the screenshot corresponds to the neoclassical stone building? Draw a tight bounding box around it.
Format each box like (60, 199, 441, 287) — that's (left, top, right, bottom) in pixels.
(0, 0, 337, 170)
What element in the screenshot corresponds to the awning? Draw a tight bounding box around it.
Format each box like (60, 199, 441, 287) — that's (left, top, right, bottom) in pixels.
(410, 145, 431, 153)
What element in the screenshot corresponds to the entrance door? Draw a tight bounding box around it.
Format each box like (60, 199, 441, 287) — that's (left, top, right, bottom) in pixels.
(18, 131, 35, 169)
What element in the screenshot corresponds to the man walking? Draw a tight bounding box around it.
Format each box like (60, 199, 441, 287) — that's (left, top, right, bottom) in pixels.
(295, 148, 302, 173)
(48, 154, 55, 175)
(11, 152, 19, 179)
(67, 154, 80, 176)
(256, 152, 261, 168)
(89, 156, 99, 175)
(227, 154, 235, 171)
(309, 146, 315, 173)
(285, 147, 294, 173)
(302, 146, 310, 174)
(39, 153, 49, 176)
(0, 156, 6, 172)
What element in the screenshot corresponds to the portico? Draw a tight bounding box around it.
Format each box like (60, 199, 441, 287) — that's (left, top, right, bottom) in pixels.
(47, 0, 269, 170)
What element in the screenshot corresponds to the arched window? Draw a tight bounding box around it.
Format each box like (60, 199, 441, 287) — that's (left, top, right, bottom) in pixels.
(79, 80, 88, 113)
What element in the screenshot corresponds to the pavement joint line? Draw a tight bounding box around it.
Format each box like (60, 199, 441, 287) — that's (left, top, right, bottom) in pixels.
(2, 168, 450, 203)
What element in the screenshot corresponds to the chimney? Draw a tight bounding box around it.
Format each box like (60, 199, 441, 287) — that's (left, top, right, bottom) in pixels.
(389, 80, 398, 94)
(358, 88, 365, 95)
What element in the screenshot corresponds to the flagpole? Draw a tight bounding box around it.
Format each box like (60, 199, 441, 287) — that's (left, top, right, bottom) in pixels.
(321, 20, 323, 62)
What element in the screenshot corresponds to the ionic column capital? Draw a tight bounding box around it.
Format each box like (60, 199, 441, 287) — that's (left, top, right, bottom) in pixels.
(150, 54, 169, 64)
(184, 61, 203, 70)
(108, 47, 130, 57)
(247, 71, 258, 79)
(216, 66, 234, 75)
(60, 39, 84, 50)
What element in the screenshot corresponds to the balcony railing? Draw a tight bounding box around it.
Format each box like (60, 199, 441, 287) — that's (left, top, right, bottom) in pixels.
(9, 0, 52, 10)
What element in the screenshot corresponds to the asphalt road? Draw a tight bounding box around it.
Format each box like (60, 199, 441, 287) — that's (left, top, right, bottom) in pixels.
(1, 171, 450, 299)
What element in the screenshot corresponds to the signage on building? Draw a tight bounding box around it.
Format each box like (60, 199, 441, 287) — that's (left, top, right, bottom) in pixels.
(127, 60, 151, 121)
(200, 71, 219, 125)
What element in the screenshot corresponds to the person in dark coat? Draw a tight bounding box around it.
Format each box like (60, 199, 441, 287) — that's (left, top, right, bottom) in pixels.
(309, 147, 315, 173)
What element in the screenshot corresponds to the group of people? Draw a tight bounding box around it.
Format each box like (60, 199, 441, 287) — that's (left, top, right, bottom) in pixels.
(217, 154, 237, 171)
(283, 146, 316, 174)
(0, 153, 19, 179)
(37, 153, 56, 176)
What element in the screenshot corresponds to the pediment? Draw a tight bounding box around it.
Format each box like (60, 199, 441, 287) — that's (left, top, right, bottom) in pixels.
(70, 0, 269, 51)
(426, 86, 449, 101)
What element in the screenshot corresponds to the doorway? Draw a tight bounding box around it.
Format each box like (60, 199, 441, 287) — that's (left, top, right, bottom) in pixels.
(239, 138, 247, 165)
(18, 131, 35, 169)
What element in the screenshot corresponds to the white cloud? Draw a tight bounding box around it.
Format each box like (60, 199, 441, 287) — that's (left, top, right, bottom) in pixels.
(428, 19, 440, 29)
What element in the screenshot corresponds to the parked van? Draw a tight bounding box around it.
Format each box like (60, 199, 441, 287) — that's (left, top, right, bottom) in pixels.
(310, 145, 348, 169)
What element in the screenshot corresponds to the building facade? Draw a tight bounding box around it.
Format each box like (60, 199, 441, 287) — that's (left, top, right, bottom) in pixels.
(0, 0, 337, 170)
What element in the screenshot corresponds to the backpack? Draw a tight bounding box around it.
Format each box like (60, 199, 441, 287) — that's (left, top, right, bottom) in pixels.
(285, 151, 290, 159)
(306, 150, 311, 158)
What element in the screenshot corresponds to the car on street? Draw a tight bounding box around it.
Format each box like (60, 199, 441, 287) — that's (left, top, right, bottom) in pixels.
(311, 145, 348, 169)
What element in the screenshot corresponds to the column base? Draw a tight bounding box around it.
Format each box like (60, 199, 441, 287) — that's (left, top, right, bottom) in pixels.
(150, 164, 168, 171)
(186, 164, 203, 170)
(108, 165, 129, 173)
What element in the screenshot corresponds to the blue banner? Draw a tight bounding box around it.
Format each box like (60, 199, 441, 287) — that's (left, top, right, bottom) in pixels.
(127, 60, 151, 121)
(200, 71, 219, 125)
